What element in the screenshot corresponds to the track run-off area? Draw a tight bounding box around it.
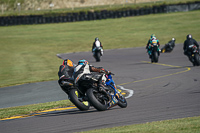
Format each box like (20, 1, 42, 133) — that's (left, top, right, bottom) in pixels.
(0, 43, 200, 133)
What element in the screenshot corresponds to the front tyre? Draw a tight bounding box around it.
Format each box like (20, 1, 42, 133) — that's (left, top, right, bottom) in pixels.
(194, 53, 200, 66)
(86, 88, 108, 111)
(161, 48, 165, 53)
(69, 89, 90, 111)
(117, 95, 127, 108)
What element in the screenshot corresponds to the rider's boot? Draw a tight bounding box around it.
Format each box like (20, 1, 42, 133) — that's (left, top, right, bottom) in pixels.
(148, 53, 152, 59)
(187, 56, 196, 66)
(188, 56, 193, 62)
(147, 49, 152, 59)
(93, 52, 95, 57)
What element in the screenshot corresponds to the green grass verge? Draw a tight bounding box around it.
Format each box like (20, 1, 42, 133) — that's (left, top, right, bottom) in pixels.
(0, 10, 200, 88)
(0, 100, 72, 119)
(80, 116, 200, 133)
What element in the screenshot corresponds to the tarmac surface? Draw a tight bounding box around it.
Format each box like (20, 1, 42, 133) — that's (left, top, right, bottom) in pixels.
(0, 43, 200, 133)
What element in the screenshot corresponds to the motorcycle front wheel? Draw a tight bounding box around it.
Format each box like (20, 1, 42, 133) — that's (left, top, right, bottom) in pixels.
(68, 89, 90, 111)
(86, 88, 109, 111)
(117, 95, 127, 108)
(194, 53, 200, 66)
(161, 48, 166, 53)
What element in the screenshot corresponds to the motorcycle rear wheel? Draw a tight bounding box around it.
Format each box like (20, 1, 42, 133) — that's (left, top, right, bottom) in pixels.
(152, 51, 159, 63)
(69, 89, 90, 111)
(86, 88, 108, 111)
(95, 52, 101, 62)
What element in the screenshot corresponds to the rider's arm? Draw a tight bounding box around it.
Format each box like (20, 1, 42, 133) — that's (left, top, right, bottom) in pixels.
(58, 65, 64, 77)
(100, 42, 103, 49)
(157, 40, 160, 46)
(194, 39, 199, 48)
(92, 42, 95, 51)
(90, 66, 110, 74)
(183, 41, 186, 50)
(146, 40, 150, 49)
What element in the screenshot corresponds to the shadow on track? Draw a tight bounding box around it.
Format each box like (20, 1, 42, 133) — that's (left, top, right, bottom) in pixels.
(127, 62, 151, 66)
(35, 107, 119, 118)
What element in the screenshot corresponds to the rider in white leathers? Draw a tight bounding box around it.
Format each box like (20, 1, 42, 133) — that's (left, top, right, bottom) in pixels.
(92, 37, 103, 56)
(73, 60, 110, 91)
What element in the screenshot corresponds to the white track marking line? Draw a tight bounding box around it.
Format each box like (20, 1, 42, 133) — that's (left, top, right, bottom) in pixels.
(117, 85, 134, 99)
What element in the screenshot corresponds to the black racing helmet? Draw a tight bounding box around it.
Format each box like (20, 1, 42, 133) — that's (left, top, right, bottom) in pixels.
(151, 34, 155, 38)
(186, 34, 192, 39)
(172, 38, 176, 41)
(95, 37, 99, 41)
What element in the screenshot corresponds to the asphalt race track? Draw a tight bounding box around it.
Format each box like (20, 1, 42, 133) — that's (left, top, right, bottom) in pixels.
(1, 43, 200, 133)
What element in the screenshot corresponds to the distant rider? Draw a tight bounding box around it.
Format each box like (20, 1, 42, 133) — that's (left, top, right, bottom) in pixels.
(183, 34, 199, 64)
(146, 34, 160, 58)
(167, 38, 176, 50)
(183, 34, 199, 55)
(73, 59, 110, 92)
(58, 59, 75, 94)
(162, 38, 176, 52)
(92, 37, 103, 56)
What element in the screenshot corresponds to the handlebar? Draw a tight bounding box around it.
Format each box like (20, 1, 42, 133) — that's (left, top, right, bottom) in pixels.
(108, 72, 114, 75)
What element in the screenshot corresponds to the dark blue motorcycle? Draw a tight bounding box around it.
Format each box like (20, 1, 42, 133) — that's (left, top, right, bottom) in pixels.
(86, 73, 127, 111)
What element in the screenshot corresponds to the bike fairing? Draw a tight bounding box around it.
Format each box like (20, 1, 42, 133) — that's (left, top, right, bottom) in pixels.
(106, 74, 121, 107)
(74, 62, 124, 108)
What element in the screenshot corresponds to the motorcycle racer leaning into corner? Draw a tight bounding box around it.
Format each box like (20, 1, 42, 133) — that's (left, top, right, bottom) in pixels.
(58, 59, 75, 94)
(146, 34, 161, 58)
(92, 37, 104, 56)
(183, 34, 199, 64)
(73, 59, 111, 96)
(168, 37, 176, 49)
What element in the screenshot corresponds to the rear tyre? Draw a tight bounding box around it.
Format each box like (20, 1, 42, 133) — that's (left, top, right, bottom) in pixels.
(153, 51, 159, 63)
(86, 88, 108, 111)
(96, 52, 101, 62)
(69, 89, 90, 111)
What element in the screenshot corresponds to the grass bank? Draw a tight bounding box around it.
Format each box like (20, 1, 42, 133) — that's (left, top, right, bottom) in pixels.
(0, 10, 200, 87)
(80, 116, 200, 133)
(0, 100, 72, 119)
